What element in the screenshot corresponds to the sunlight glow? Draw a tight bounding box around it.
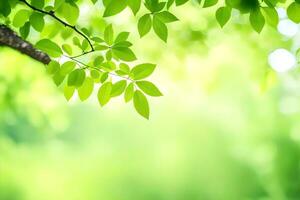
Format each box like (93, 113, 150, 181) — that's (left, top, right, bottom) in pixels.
(268, 49, 296, 72)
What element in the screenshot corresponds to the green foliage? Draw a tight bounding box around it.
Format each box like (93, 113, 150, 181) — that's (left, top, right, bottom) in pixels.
(0, 0, 297, 118)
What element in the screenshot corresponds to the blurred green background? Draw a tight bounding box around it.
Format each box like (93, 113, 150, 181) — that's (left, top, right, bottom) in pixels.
(2, 1, 300, 200)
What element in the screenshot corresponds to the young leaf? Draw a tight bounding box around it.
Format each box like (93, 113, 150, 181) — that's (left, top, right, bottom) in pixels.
(287, 2, 300, 23)
(133, 90, 150, 119)
(155, 11, 178, 23)
(112, 47, 137, 62)
(115, 32, 130, 43)
(124, 82, 134, 102)
(35, 39, 63, 57)
(63, 85, 75, 101)
(261, 7, 279, 27)
(78, 77, 94, 101)
(103, 0, 127, 17)
(29, 12, 44, 32)
(13, 9, 30, 28)
(128, 0, 141, 15)
(60, 61, 76, 76)
(138, 14, 152, 37)
(215, 7, 231, 28)
(203, 0, 218, 8)
(111, 80, 127, 97)
(153, 16, 168, 42)
(175, 0, 189, 6)
(249, 9, 265, 33)
(104, 24, 114, 45)
(98, 81, 112, 106)
(47, 61, 60, 74)
(136, 81, 163, 96)
(67, 69, 86, 87)
(130, 63, 156, 80)
(62, 44, 73, 55)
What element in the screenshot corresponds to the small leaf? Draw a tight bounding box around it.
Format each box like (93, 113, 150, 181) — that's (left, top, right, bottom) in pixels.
(203, 0, 218, 8)
(215, 6, 231, 28)
(67, 69, 86, 87)
(153, 16, 168, 42)
(136, 81, 163, 96)
(138, 14, 152, 37)
(261, 7, 279, 27)
(103, 0, 127, 17)
(98, 81, 112, 106)
(287, 2, 300, 23)
(115, 32, 130, 43)
(112, 47, 137, 62)
(78, 77, 94, 101)
(249, 9, 265, 33)
(35, 39, 63, 57)
(104, 24, 114, 45)
(47, 61, 60, 74)
(60, 61, 76, 76)
(29, 12, 44, 32)
(175, 0, 189, 6)
(63, 85, 75, 101)
(111, 80, 127, 97)
(128, 0, 141, 15)
(155, 11, 178, 23)
(62, 44, 73, 55)
(133, 90, 150, 119)
(124, 82, 134, 102)
(130, 63, 156, 80)
(13, 9, 30, 28)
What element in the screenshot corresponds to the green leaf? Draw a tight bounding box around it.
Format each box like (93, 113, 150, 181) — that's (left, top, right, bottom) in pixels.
(111, 80, 127, 97)
(203, 0, 218, 8)
(128, 0, 141, 15)
(52, 72, 65, 86)
(67, 69, 86, 87)
(93, 56, 104, 67)
(124, 82, 134, 102)
(153, 16, 168, 42)
(57, 2, 79, 25)
(20, 22, 31, 40)
(287, 2, 300, 23)
(63, 85, 75, 101)
(29, 12, 44, 32)
(215, 6, 231, 28)
(249, 9, 265, 33)
(136, 81, 163, 96)
(13, 9, 30, 28)
(103, 0, 127, 17)
(78, 77, 94, 101)
(0, 0, 11, 17)
(133, 90, 150, 119)
(98, 82, 113, 106)
(155, 11, 178, 23)
(112, 47, 137, 62)
(35, 39, 63, 57)
(119, 63, 130, 74)
(101, 61, 116, 71)
(60, 61, 76, 76)
(175, 0, 189, 6)
(261, 7, 279, 27)
(130, 63, 156, 80)
(138, 14, 152, 37)
(54, 0, 64, 10)
(104, 24, 114, 45)
(47, 61, 60, 74)
(91, 70, 101, 79)
(115, 32, 130, 43)
(31, 0, 45, 9)
(62, 44, 73, 55)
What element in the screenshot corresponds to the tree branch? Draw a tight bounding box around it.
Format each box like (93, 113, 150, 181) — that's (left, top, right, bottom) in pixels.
(0, 24, 51, 64)
(19, 0, 95, 51)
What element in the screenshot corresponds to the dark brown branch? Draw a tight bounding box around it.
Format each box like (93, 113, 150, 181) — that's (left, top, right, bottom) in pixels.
(0, 24, 50, 64)
(19, 0, 94, 51)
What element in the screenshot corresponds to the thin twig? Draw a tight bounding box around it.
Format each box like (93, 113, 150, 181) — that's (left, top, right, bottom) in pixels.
(70, 50, 95, 59)
(63, 55, 133, 82)
(19, 0, 94, 51)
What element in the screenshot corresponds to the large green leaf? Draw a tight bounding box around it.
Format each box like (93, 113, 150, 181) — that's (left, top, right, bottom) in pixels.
(136, 81, 163, 97)
(78, 77, 94, 101)
(138, 14, 152, 37)
(130, 63, 156, 80)
(103, 0, 127, 17)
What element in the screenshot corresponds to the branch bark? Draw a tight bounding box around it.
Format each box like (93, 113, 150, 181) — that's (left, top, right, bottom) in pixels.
(0, 24, 51, 64)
